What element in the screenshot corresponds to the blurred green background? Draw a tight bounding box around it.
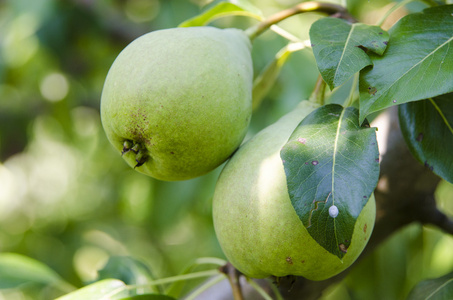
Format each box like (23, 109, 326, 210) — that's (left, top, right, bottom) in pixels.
(1, 0, 453, 299)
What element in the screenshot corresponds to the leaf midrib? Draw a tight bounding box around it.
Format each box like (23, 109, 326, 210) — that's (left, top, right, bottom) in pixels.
(426, 278, 453, 300)
(429, 98, 453, 136)
(331, 108, 347, 250)
(333, 24, 356, 86)
(367, 35, 453, 108)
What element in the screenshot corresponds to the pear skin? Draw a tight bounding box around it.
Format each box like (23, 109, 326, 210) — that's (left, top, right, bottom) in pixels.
(213, 100, 376, 280)
(101, 26, 253, 181)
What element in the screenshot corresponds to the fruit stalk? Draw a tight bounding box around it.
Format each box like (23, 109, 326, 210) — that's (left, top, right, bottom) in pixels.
(246, 1, 356, 40)
(219, 263, 244, 300)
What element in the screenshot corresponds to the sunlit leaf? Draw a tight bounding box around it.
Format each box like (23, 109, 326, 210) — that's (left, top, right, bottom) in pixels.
(407, 271, 453, 300)
(178, 1, 263, 27)
(55, 279, 127, 300)
(280, 104, 379, 259)
(0, 253, 72, 291)
(359, 5, 453, 123)
(310, 18, 389, 89)
(399, 93, 453, 183)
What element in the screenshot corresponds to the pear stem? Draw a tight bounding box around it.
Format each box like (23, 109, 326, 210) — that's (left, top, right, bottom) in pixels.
(245, 1, 356, 41)
(220, 262, 244, 300)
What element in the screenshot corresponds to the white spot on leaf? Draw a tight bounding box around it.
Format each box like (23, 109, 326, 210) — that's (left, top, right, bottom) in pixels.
(329, 205, 339, 218)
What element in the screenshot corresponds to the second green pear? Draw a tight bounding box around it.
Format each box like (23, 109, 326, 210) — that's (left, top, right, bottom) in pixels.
(213, 100, 376, 280)
(101, 26, 253, 181)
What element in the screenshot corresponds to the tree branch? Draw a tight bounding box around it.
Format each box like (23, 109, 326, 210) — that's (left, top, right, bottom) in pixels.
(246, 1, 356, 40)
(417, 198, 453, 235)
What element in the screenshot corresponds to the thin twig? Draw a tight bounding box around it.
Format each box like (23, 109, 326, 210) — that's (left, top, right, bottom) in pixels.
(246, 1, 356, 40)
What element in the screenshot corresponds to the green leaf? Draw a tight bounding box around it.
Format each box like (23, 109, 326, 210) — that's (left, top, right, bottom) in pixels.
(399, 94, 453, 183)
(310, 18, 389, 90)
(280, 104, 379, 259)
(252, 42, 306, 110)
(178, 1, 263, 27)
(407, 271, 453, 300)
(97, 256, 159, 293)
(119, 294, 176, 300)
(55, 279, 128, 300)
(0, 253, 72, 291)
(359, 5, 453, 123)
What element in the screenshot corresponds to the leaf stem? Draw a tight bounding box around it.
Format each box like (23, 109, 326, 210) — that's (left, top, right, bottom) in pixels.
(269, 280, 285, 300)
(184, 274, 226, 300)
(245, 1, 356, 41)
(127, 269, 220, 291)
(270, 25, 303, 43)
(375, 0, 415, 27)
(103, 269, 223, 299)
(246, 278, 274, 300)
(193, 257, 228, 266)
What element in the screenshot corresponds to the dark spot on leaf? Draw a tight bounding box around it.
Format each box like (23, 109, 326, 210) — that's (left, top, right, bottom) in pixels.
(339, 244, 348, 253)
(375, 158, 380, 163)
(363, 195, 367, 199)
(368, 87, 377, 95)
(379, 32, 383, 35)
(383, 41, 388, 45)
(286, 257, 293, 265)
(424, 161, 434, 171)
(371, 142, 376, 145)
(298, 138, 307, 144)
(357, 45, 368, 52)
(170, 151, 174, 154)
(301, 260, 305, 263)
(364, 224, 368, 233)
(311, 43, 315, 47)
(305, 162, 309, 165)
(416, 133, 424, 142)
(312, 160, 319, 166)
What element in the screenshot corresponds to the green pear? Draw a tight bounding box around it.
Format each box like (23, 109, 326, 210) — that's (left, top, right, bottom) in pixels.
(100, 26, 253, 181)
(213, 100, 376, 280)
